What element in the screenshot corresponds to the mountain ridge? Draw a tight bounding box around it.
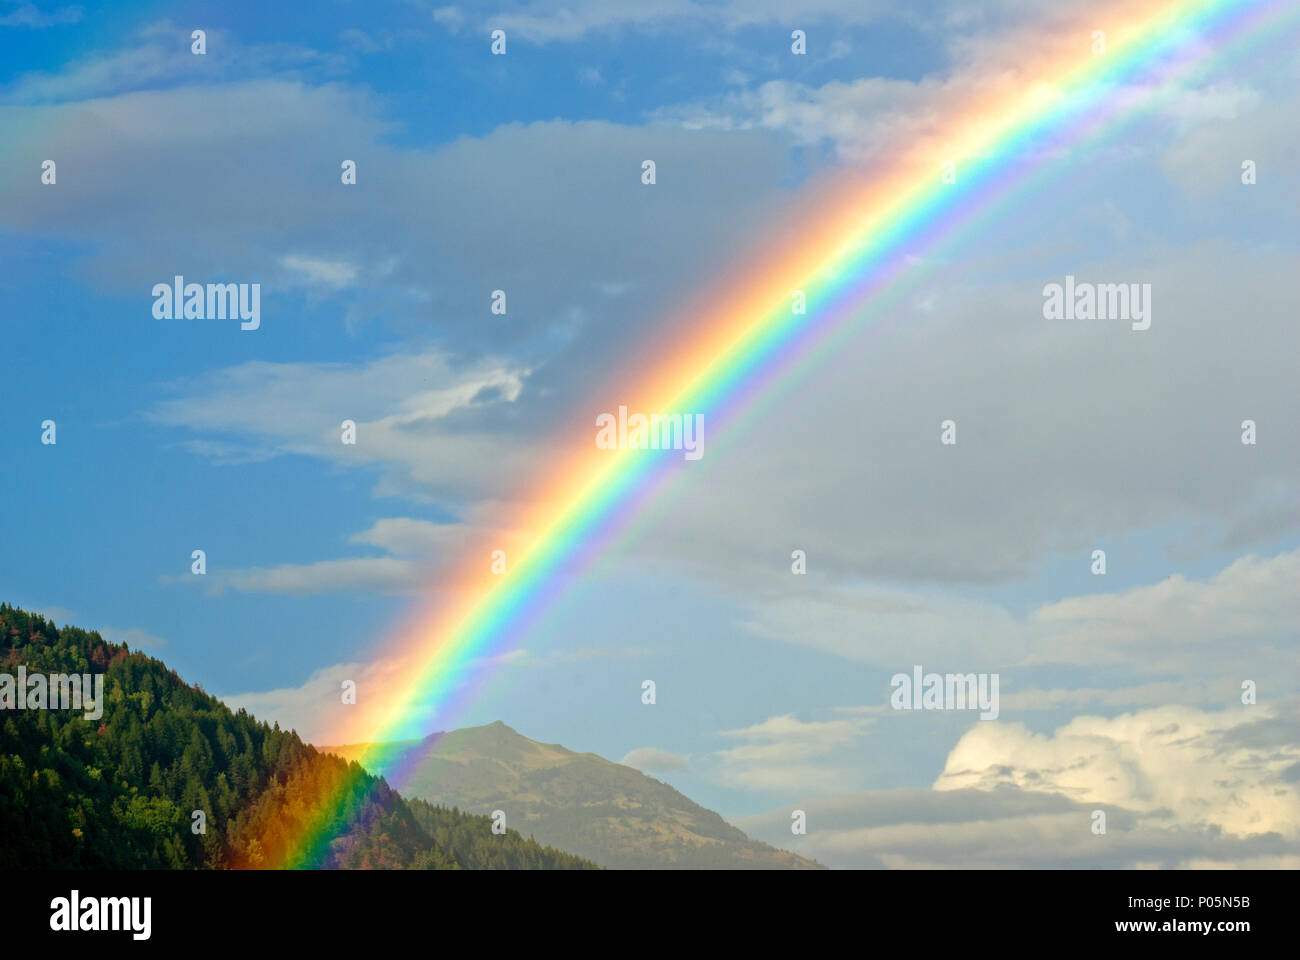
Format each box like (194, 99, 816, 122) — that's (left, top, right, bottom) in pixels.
(320, 721, 825, 870)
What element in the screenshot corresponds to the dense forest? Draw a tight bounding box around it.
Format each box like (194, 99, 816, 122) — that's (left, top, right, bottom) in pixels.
(0, 603, 595, 870)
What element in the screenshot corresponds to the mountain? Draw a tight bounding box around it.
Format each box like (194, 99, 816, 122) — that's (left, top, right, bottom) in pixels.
(321, 722, 825, 869)
(0, 603, 595, 870)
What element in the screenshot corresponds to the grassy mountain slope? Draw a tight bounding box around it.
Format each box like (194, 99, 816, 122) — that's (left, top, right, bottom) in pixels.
(322, 722, 824, 869)
(0, 603, 595, 870)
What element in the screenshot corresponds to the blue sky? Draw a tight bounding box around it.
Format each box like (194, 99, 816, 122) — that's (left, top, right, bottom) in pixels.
(2, 0, 1298, 867)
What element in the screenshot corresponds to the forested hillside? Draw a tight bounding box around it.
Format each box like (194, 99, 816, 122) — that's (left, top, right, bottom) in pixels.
(0, 603, 595, 870)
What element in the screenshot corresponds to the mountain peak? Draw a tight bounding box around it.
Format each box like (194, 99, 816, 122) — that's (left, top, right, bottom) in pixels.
(338, 723, 823, 870)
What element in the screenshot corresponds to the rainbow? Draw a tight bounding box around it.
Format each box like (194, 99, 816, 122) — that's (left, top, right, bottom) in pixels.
(281, 0, 1291, 867)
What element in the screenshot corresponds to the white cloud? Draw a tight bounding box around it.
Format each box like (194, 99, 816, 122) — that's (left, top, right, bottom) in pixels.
(146, 351, 532, 507)
(220, 659, 372, 743)
(740, 547, 1300, 684)
(936, 704, 1300, 838)
(1029, 551, 1300, 670)
(1, 20, 344, 103)
(21, 603, 79, 625)
(218, 556, 426, 597)
(715, 713, 873, 793)
(347, 517, 455, 558)
(620, 747, 690, 772)
(652, 10, 1285, 181)
(281, 254, 359, 289)
(100, 626, 168, 648)
(431, 6, 465, 33)
(732, 704, 1300, 868)
(734, 784, 1300, 869)
(740, 587, 1032, 668)
(182, 516, 512, 596)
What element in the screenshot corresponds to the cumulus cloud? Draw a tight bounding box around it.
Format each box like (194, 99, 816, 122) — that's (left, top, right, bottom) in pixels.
(733, 704, 1300, 868)
(936, 704, 1300, 838)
